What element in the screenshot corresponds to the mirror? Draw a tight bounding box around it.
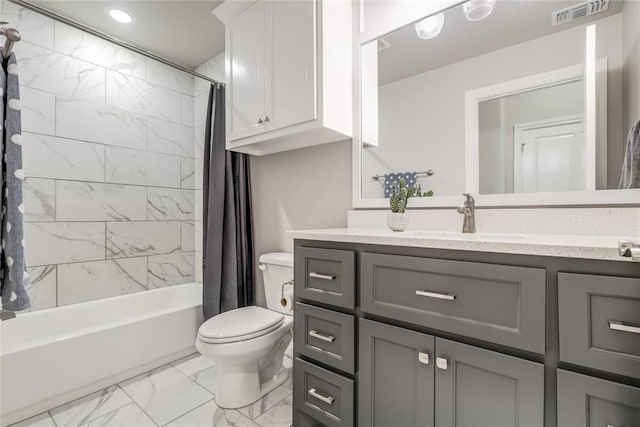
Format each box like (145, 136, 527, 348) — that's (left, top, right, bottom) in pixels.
(359, 0, 639, 204)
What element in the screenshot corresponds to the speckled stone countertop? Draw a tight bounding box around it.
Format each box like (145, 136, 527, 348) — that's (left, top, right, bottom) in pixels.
(288, 228, 633, 262)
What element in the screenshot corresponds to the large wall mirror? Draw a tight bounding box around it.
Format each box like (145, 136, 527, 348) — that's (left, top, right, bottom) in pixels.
(355, 0, 640, 207)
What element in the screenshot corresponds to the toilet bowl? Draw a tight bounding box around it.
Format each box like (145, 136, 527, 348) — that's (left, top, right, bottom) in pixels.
(195, 252, 294, 408)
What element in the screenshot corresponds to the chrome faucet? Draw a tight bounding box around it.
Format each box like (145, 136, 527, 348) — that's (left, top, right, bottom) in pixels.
(457, 193, 476, 233)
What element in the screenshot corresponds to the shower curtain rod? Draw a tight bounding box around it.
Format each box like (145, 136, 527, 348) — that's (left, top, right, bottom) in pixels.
(0, 24, 21, 58)
(7, 0, 225, 87)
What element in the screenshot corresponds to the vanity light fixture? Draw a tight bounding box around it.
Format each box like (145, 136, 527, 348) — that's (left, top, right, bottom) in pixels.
(463, 0, 496, 22)
(108, 8, 133, 24)
(415, 12, 445, 39)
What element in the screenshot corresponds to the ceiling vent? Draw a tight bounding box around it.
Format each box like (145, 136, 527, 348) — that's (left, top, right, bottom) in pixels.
(552, 0, 609, 26)
(377, 38, 391, 52)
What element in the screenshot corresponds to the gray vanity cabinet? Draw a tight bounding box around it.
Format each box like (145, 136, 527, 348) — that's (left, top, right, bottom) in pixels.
(557, 370, 640, 427)
(360, 252, 546, 354)
(558, 272, 640, 380)
(293, 241, 640, 427)
(358, 319, 435, 427)
(434, 337, 544, 427)
(358, 319, 544, 427)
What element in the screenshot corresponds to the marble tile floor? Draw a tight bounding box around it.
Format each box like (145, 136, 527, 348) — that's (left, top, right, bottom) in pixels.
(11, 354, 294, 427)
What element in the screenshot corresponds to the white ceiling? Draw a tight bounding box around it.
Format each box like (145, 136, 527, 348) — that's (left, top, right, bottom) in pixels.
(378, 0, 626, 85)
(28, 0, 226, 68)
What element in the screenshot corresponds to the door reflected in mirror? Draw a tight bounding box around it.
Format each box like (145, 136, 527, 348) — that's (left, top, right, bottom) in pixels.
(478, 77, 588, 194)
(360, 0, 639, 201)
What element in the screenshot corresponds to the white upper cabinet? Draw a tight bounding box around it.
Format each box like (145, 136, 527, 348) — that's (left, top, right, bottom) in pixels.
(227, 1, 266, 141)
(214, 0, 353, 156)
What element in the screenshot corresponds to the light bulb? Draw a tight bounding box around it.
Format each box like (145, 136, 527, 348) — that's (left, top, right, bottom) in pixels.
(463, 0, 496, 22)
(109, 9, 133, 24)
(414, 13, 445, 40)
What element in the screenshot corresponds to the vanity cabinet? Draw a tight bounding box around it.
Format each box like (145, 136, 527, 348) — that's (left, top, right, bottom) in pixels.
(358, 319, 544, 427)
(557, 370, 640, 427)
(361, 253, 546, 354)
(213, 0, 352, 156)
(292, 240, 640, 427)
(358, 319, 435, 427)
(558, 273, 640, 380)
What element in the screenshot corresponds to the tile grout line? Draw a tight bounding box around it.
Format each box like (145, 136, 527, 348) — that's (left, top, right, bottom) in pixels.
(114, 384, 161, 427)
(158, 398, 216, 427)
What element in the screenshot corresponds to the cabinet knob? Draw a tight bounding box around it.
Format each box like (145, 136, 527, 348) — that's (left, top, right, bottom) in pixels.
(418, 352, 430, 365)
(264, 115, 270, 122)
(436, 357, 448, 370)
(257, 117, 263, 124)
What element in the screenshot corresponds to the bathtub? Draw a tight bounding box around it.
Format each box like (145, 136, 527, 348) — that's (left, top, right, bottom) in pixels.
(0, 283, 203, 426)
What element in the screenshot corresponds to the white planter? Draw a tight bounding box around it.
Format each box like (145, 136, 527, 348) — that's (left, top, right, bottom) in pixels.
(387, 213, 410, 232)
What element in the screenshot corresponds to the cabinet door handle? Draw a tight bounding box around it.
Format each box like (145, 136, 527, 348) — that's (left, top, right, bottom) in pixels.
(309, 272, 336, 281)
(609, 320, 640, 334)
(436, 357, 448, 370)
(416, 290, 456, 301)
(257, 117, 263, 124)
(264, 115, 270, 122)
(308, 388, 335, 405)
(418, 352, 430, 365)
(309, 330, 335, 343)
(607, 424, 616, 427)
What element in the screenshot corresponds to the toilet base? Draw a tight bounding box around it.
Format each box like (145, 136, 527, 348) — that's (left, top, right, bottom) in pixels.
(215, 366, 289, 409)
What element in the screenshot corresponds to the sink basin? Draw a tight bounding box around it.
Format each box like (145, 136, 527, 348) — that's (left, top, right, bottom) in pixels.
(407, 231, 526, 241)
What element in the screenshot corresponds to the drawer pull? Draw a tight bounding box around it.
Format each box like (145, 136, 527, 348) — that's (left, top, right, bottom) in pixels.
(309, 272, 336, 281)
(309, 330, 336, 342)
(418, 352, 430, 365)
(436, 356, 448, 370)
(609, 320, 640, 334)
(415, 290, 456, 301)
(308, 388, 335, 405)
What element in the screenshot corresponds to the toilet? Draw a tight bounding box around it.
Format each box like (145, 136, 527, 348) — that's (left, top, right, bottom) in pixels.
(195, 252, 294, 408)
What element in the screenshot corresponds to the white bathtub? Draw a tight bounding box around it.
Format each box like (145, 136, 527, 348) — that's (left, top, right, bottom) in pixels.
(0, 283, 203, 426)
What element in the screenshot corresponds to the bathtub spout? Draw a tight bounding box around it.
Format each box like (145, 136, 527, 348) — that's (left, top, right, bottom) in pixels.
(0, 310, 17, 321)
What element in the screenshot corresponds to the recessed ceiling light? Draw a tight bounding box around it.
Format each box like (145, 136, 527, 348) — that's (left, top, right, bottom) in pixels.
(109, 8, 133, 24)
(463, 0, 496, 22)
(415, 13, 445, 39)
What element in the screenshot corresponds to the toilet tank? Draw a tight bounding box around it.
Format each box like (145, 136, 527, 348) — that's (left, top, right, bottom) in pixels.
(259, 252, 294, 312)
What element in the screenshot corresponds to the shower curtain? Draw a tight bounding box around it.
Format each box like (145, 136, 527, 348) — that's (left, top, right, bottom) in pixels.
(202, 83, 254, 320)
(0, 51, 30, 311)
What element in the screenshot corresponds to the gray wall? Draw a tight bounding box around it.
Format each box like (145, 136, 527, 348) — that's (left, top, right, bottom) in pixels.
(250, 141, 352, 306)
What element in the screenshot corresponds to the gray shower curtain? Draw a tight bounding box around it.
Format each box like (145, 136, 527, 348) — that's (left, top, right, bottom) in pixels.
(202, 83, 254, 320)
(0, 51, 30, 311)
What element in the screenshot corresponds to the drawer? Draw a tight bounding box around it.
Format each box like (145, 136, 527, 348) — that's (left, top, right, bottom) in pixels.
(294, 410, 327, 427)
(294, 358, 354, 427)
(557, 369, 640, 427)
(361, 252, 546, 354)
(295, 247, 355, 309)
(559, 272, 640, 379)
(294, 303, 356, 374)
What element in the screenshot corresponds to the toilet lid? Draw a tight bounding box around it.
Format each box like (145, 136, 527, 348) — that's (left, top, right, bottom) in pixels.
(198, 306, 284, 344)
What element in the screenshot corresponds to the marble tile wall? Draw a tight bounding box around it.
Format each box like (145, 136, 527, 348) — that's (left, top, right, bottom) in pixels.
(1, 3, 200, 311)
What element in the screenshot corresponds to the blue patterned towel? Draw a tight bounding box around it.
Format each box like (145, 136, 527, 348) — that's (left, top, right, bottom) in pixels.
(383, 172, 417, 198)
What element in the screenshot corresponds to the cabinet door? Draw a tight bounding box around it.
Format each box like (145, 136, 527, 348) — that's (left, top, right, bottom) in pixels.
(434, 338, 544, 427)
(265, 0, 317, 132)
(558, 370, 640, 427)
(358, 319, 434, 427)
(227, 1, 266, 141)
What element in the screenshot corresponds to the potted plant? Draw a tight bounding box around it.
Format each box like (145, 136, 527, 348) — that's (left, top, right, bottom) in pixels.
(388, 178, 433, 232)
